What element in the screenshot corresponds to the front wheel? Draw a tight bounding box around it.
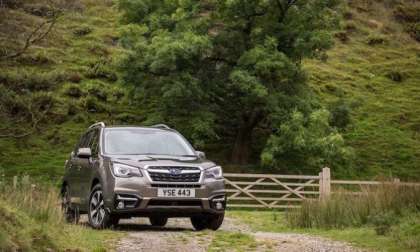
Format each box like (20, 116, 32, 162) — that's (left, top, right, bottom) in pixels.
(88, 184, 118, 229)
(191, 213, 224, 231)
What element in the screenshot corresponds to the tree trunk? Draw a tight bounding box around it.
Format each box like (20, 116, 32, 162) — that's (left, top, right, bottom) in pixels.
(231, 126, 253, 165)
(230, 110, 264, 165)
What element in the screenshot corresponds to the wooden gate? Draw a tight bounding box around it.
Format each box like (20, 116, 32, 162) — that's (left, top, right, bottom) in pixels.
(224, 168, 331, 209)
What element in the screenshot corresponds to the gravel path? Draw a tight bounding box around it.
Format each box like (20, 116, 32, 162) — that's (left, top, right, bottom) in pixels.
(114, 216, 364, 252)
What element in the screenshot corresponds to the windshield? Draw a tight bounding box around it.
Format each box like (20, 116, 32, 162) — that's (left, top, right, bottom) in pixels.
(103, 128, 196, 156)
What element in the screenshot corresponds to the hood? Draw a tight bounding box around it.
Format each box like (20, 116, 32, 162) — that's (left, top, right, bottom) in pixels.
(105, 154, 217, 170)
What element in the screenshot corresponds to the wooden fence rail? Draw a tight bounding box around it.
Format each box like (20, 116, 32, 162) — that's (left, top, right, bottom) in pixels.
(225, 167, 420, 209)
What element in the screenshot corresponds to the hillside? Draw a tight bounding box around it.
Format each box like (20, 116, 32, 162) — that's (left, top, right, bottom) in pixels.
(304, 0, 420, 179)
(0, 0, 419, 180)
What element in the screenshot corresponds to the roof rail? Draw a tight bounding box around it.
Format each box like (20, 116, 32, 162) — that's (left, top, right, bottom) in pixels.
(89, 122, 105, 129)
(150, 124, 171, 130)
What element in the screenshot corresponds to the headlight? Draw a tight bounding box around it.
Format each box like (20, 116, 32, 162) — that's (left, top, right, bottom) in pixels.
(112, 163, 142, 178)
(204, 166, 223, 179)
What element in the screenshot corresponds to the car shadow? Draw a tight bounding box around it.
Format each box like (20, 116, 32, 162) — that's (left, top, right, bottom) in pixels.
(114, 223, 192, 232)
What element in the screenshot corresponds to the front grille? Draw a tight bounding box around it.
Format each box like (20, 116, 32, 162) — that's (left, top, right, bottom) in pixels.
(148, 199, 202, 207)
(151, 184, 201, 188)
(148, 166, 201, 182)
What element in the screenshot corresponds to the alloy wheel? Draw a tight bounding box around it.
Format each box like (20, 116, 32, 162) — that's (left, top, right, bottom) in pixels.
(90, 190, 105, 226)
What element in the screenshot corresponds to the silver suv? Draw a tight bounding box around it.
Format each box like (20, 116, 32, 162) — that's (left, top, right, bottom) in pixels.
(61, 122, 225, 230)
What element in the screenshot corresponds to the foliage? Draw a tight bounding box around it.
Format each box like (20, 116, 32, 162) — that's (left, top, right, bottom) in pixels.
(261, 109, 353, 173)
(118, 0, 342, 165)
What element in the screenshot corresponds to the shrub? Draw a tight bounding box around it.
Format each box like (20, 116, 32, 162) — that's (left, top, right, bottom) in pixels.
(335, 31, 349, 43)
(79, 96, 107, 113)
(369, 212, 399, 235)
(406, 23, 420, 42)
(329, 101, 351, 129)
(87, 85, 108, 101)
(0, 70, 66, 91)
(393, 4, 420, 23)
(23, 3, 53, 17)
(391, 213, 420, 250)
(63, 84, 84, 98)
(68, 72, 82, 83)
(85, 58, 117, 82)
(386, 71, 404, 82)
(366, 34, 387, 45)
(73, 26, 92, 37)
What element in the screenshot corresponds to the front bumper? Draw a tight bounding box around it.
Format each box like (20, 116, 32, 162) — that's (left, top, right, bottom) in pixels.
(104, 175, 226, 216)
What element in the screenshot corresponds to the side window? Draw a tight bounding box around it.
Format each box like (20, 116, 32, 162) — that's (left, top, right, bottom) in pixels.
(74, 132, 89, 154)
(89, 129, 100, 158)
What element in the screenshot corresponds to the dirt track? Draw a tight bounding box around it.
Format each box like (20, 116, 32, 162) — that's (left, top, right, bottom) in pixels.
(115, 216, 364, 252)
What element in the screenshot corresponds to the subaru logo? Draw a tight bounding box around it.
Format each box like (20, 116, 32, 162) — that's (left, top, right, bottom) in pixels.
(169, 168, 182, 175)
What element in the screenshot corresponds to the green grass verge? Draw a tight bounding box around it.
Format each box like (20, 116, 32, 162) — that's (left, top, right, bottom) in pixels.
(227, 210, 415, 252)
(208, 231, 260, 252)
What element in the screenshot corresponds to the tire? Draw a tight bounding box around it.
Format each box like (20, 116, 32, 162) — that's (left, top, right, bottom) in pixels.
(191, 213, 224, 231)
(88, 184, 117, 229)
(149, 216, 168, 227)
(207, 213, 224, 230)
(61, 185, 80, 224)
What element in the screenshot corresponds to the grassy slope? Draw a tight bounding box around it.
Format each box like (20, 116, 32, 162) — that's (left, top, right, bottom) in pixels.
(305, 0, 420, 179)
(228, 210, 418, 252)
(0, 0, 419, 180)
(0, 0, 140, 178)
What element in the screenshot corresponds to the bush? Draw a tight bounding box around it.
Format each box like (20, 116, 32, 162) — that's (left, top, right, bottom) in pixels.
(85, 58, 117, 82)
(366, 34, 387, 45)
(386, 71, 404, 82)
(0, 70, 66, 92)
(406, 23, 420, 42)
(391, 213, 420, 250)
(63, 84, 84, 98)
(68, 72, 82, 83)
(370, 212, 399, 235)
(87, 85, 107, 101)
(329, 101, 351, 129)
(73, 26, 92, 37)
(393, 4, 420, 23)
(79, 96, 107, 113)
(23, 3, 53, 17)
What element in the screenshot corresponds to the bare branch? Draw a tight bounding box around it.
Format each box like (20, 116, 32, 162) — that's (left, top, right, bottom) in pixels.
(0, 7, 62, 60)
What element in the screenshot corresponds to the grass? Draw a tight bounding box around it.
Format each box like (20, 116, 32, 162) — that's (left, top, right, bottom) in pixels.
(0, 0, 142, 180)
(228, 183, 420, 251)
(208, 231, 260, 252)
(228, 210, 407, 252)
(0, 176, 123, 251)
(305, 0, 420, 179)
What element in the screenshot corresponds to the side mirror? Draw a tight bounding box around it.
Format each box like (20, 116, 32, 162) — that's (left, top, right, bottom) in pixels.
(77, 147, 92, 158)
(196, 151, 206, 159)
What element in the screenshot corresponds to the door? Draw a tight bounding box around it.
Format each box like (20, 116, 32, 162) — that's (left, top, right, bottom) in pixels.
(79, 128, 100, 206)
(67, 132, 90, 205)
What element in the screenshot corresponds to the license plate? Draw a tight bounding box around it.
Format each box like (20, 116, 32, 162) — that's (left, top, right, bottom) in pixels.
(157, 188, 195, 198)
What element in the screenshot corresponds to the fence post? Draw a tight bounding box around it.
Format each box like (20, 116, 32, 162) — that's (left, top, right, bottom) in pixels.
(319, 171, 323, 199)
(319, 167, 331, 200)
(13, 176, 18, 189)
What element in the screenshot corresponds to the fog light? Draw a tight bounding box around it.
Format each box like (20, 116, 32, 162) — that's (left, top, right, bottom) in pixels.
(216, 202, 223, 210)
(117, 201, 124, 209)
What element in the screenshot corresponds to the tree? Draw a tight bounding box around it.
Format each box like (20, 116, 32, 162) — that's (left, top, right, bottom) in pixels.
(261, 109, 353, 174)
(119, 0, 341, 164)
